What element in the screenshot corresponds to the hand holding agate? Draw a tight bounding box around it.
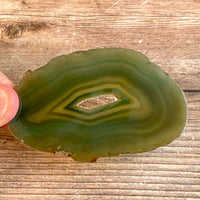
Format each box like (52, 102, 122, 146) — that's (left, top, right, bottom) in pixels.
(0, 71, 19, 127)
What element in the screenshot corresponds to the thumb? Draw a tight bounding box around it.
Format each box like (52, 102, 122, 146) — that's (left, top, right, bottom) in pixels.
(0, 72, 19, 127)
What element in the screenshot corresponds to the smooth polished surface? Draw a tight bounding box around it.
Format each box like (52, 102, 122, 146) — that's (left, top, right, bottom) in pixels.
(0, 0, 199, 199)
(8, 48, 187, 162)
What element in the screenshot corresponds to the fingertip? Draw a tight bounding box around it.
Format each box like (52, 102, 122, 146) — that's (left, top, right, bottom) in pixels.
(0, 84, 19, 127)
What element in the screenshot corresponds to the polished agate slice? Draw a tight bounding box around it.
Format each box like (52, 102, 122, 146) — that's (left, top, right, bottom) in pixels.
(8, 48, 187, 162)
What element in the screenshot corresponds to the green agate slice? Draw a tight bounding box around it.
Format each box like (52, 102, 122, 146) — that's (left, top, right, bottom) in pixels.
(8, 48, 187, 162)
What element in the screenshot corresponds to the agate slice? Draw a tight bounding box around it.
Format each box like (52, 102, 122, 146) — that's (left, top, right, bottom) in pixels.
(8, 48, 187, 162)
